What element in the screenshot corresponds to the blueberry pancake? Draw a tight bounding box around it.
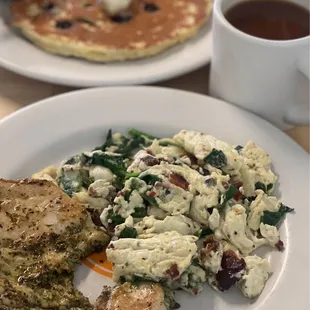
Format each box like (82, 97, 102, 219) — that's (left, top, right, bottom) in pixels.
(10, 0, 212, 62)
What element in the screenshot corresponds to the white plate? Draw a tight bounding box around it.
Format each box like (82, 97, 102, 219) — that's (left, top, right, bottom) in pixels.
(0, 1, 212, 87)
(0, 87, 308, 309)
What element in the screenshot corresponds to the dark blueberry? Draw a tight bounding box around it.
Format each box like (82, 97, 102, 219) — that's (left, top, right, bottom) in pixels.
(56, 20, 73, 29)
(144, 2, 160, 12)
(111, 13, 133, 23)
(43, 2, 55, 11)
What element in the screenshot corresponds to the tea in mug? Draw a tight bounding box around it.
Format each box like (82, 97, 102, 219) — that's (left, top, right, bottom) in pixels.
(225, 0, 310, 40)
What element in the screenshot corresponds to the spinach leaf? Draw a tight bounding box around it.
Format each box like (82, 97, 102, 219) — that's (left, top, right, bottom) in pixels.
(255, 181, 273, 193)
(140, 174, 162, 185)
(260, 204, 294, 226)
(141, 194, 159, 208)
(108, 209, 125, 225)
(220, 184, 238, 207)
(124, 190, 131, 201)
(94, 129, 139, 157)
(125, 172, 141, 179)
(200, 227, 213, 238)
(192, 258, 201, 266)
(85, 153, 126, 177)
(94, 129, 113, 151)
(114, 175, 125, 191)
(131, 207, 148, 218)
(119, 227, 137, 239)
(205, 149, 227, 168)
(116, 136, 137, 157)
(128, 128, 158, 141)
(82, 176, 95, 189)
(158, 140, 178, 147)
(195, 227, 213, 238)
(94, 128, 158, 157)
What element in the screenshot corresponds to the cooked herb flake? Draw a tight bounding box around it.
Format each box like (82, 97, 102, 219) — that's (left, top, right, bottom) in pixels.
(119, 227, 137, 239)
(131, 207, 147, 218)
(260, 204, 294, 226)
(255, 181, 273, 193)
(141, 194, 159, 208)
(205, 149, 227, 168)
(140, 174, 162, 185)
(220, 184, 238, 207)
(108, 209, 125, 225)
(199, 228, 213, 238)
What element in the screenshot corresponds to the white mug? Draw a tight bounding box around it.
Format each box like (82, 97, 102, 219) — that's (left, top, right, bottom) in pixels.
(209, 0, 310, 129)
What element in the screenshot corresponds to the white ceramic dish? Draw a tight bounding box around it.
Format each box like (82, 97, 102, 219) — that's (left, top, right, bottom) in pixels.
(0, 1, 212, 87)
(0, 87, 308, 309)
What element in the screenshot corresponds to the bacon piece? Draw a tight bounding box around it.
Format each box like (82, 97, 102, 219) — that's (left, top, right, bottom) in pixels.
(169, 173, 189, 190)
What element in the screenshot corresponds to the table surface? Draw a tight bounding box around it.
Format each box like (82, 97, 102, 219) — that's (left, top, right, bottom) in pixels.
(0, 66, 309, 153)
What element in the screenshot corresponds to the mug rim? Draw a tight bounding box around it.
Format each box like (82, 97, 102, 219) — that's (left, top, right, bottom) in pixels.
(214, 0, 310, 46)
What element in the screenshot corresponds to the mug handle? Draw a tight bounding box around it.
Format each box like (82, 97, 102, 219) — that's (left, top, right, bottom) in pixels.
(284, 53, 309, 125)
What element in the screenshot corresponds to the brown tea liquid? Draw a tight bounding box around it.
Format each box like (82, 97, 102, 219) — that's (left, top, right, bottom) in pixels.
(225, 0, 310, 40)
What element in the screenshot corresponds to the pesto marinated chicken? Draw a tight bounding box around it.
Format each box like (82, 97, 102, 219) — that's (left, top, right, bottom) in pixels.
(35, 128, 294, 306)
(0, 179, 109, 309)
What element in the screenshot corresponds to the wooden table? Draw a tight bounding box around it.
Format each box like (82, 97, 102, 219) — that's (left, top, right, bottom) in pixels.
(0, 66, 309, 153)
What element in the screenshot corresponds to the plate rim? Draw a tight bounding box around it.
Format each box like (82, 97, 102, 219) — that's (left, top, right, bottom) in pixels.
(0, 85, 307, 156)
(0, 53, 211, 87)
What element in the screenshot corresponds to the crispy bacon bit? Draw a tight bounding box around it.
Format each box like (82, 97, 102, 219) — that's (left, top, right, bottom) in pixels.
(200, 236, 220, 262)
(169, 173, 189, 190)
(203, 236, 219, 252)
(141, 156, 159, 166)
(88, 186, 96, 196)
(232, 181, 243, 200)
(233, 181, 243, 189)
(233, 191, 242, 201)
(186, 154, 198, 166)
(148, 191, 156, 197)
(145, 148, 153, 155)
(165, 264, 180, 280)
(117, 190, 124, 197)
(275, 240, 285, 251)
(221, 181, 230, 190)
(215, 250, 246, 291)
